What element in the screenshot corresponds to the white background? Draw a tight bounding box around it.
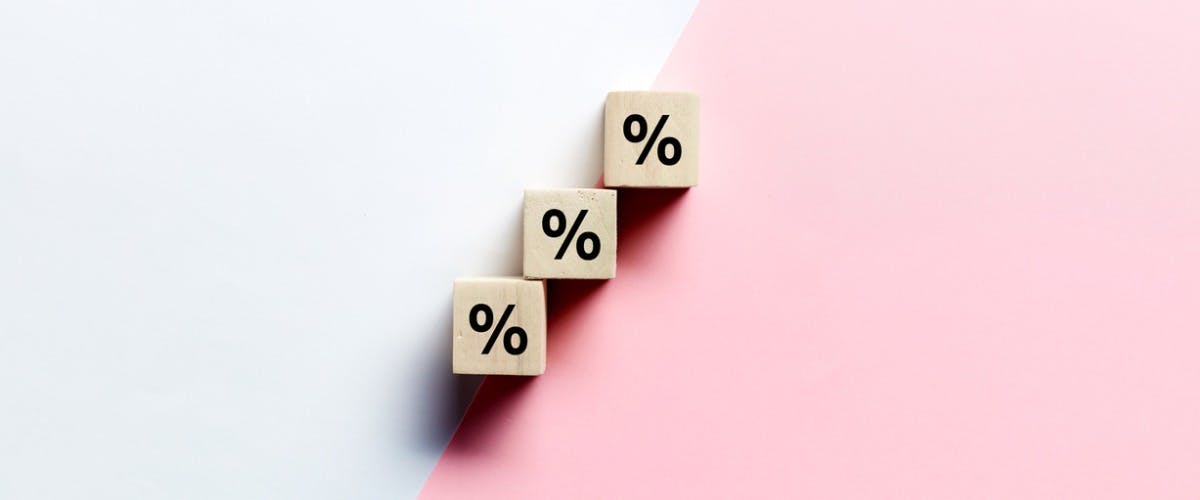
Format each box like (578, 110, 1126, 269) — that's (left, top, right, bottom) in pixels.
(0, 1, 696, 497)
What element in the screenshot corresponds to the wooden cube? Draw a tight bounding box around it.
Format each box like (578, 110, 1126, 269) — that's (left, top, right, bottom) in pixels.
(604, 91, 699, 188)
(452, 277, 546, 376)
(523, 188, 617, 280)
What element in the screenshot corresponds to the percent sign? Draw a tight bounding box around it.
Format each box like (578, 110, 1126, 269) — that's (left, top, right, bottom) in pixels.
(542, 209, 600, 261)
(468, 303, 527, 355)
(623, 113, 681, 166)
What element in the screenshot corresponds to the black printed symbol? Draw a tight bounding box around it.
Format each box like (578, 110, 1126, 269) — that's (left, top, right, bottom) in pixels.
(468, 303, 527, 355)
(623, 113, 681, 166)
(542, 209, 600, 261)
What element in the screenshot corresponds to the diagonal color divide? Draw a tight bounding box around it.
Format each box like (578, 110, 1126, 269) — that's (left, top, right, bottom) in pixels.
(0, 1, 698, 498)
(422, 0, 1200, 497)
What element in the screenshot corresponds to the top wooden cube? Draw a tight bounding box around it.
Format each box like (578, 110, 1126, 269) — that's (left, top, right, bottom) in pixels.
(604, 91, 699, 188)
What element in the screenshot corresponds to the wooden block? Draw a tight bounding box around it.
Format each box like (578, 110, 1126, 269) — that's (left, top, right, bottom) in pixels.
(523, 188, 617, 280)
(604, 91, 699, 188)
(452, 277, 546, 376)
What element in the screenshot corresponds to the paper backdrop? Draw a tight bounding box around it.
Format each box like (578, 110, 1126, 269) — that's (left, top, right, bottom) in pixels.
(422, 0, 1200, 497)
(0, 1, 696, 497)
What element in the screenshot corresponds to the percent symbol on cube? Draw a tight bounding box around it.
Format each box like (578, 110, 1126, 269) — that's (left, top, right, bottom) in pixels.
(623, 113, 681, 166)
(469, 303, 527, 355)
(542, 209, 600, 261)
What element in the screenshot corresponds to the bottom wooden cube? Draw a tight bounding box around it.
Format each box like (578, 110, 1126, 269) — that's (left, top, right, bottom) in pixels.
(452, 277, 546, 376)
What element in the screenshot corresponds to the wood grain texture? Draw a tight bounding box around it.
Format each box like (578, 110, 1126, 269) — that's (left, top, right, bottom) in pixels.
(523, 189, 617, 279)
(452, 277, 546, 376)
(604, 91, 699, 187)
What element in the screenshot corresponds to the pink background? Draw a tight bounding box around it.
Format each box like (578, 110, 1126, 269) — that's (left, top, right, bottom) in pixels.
(424, 0, 1200, 497)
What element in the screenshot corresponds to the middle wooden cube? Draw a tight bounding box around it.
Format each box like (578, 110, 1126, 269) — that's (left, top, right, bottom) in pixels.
(523, 188, 617, 280)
